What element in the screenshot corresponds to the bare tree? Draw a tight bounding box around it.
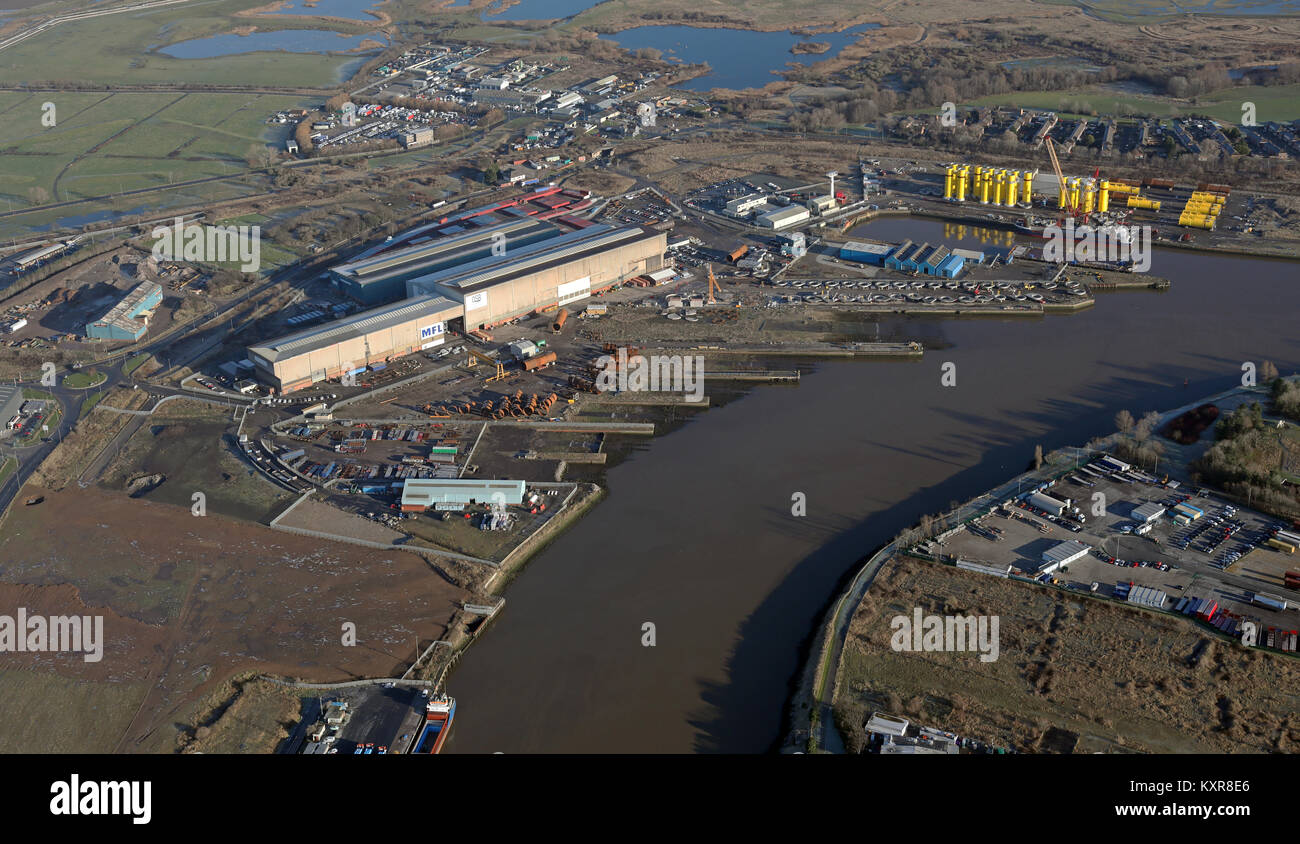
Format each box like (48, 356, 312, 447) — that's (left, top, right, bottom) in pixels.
(1115, 409, 1135, 436)
(1134, 411, 1160, 443)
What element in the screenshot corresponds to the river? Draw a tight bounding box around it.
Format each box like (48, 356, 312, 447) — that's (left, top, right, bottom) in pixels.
(444, 219, 1300, 753)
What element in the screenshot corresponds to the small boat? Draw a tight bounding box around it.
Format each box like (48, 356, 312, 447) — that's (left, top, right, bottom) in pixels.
(413, 694, 456, 754)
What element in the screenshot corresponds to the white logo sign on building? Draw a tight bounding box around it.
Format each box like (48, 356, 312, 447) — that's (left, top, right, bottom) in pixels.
(558, 276, 591, 306)
(465, 291, 488, 312)
(420, 321, 446, 349)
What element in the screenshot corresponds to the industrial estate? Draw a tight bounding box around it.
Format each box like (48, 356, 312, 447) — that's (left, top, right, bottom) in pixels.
(0, 0, 1298, 789)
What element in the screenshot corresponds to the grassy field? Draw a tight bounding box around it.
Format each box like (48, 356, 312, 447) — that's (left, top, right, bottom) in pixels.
(123, 352, 154, 377)
(62, 369, 104, 389)
(0, 668, 153, 754)
(968, 83, 1300, 123)
(0, 0, 380, 87)
(1039, 0, 1300, 24)
(834, 554, 1300, 754)
(0, 483, 471, 752)
(78, 390, 107, 419)
(0, 90, 314, 209)
(181, 677, 305, 754)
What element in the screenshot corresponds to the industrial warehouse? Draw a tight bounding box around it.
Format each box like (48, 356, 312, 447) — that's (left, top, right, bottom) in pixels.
(331, 185, 597, 305)
(248, 295, 463, 394)
(86, 280, 164, 341)
(404, 223, 666, 328)
(249, 215, 666, 393)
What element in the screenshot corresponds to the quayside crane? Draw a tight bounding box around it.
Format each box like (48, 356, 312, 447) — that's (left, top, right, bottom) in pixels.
(1044, 136, 1084, 224)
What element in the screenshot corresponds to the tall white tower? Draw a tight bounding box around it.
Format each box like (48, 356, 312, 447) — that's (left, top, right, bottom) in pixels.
(826, 171, 839, 204)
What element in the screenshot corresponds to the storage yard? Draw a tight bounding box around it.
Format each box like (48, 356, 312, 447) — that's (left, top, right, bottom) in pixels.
(835, 552, 1300, 755)
(934, 453, 1300, 646)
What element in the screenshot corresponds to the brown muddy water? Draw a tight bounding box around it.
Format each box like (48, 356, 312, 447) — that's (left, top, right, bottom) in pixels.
(445, 218, 1300, 753)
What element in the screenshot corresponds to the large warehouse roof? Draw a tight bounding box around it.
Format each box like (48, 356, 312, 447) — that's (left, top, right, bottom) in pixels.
(401, 478, 526, 508)
(1041, 539, 1090, 566)
(248, 295, 460, 363)
(407, 224, 660, 295)
(333, 218, 557, 287)
(90, 281, 162, 335)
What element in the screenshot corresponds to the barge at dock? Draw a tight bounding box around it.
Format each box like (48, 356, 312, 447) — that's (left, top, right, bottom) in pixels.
(412, 694, 456, 754)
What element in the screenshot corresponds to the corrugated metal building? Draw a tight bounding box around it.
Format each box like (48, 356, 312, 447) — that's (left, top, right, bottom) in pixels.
(1040, 539, 1090, 572)
(886, 241, 929, 271)
(839, 241, 893, 265)
(248, 295, 462, 394)
(330, 218, 565, 305)
(1131, 502, 1166, 523)
(956, 558, 1012, 578)
(1028, 490, 1067, 515)
(755, 205, 810, 230)
(400, 478, 526, 511)
(1126, 585, 1168, 608)
(934, 253, 965, 278)
(86, 281, 164, 341)
(406, 224, 666, 329)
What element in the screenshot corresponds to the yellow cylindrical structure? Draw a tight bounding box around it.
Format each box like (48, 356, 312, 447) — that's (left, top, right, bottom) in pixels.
(1098, 180, 1109, 214)
(980, 173, 990, 204)
(1006, 173, 1018, 206)
(1022, 171, 1034, 205)
(1069, 179, 1080, 212)
(944, 166, 954, 200)
(1083, 181, 1095, 214)
(956, 168, 968, 202)
(1057, 176, 1067, 209)
(993, 172, 1004, 206)
(1127, 196, 1161, 211)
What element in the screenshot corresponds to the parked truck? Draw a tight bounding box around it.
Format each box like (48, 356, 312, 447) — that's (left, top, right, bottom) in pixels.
(1251, 592, 1289, 612)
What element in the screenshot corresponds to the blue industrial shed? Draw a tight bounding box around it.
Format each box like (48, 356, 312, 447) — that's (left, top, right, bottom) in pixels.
(839, 241, 893, 265)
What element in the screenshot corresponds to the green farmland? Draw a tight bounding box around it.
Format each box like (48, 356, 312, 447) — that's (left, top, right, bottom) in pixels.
(0, 91, 314, 208)
(0, 0, 385, 88)
(968, 83, 1300, 124)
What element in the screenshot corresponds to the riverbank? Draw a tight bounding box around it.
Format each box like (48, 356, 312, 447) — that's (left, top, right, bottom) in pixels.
(792, 382, 1299, 754)
(842, 205, 1300, 263)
